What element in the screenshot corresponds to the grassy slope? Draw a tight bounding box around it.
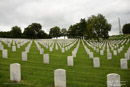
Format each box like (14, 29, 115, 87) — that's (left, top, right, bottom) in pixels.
(0, 39, 130, 87)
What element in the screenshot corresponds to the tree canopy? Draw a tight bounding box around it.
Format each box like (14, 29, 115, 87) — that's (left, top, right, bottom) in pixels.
(87, 14, 111, 40)
(68, 14, 111, 40)
(49, 26, 61, 38)
(23, 23, 48, 39)
(122, 23, 130, 34)
(61, 28, 67, 38)
(0, 13, 112, 40)
(10, 26, 22, 38)
(0, 23, 49, 39)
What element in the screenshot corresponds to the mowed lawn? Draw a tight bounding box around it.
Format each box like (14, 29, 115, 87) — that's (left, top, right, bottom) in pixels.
(0, 39, 130, 87)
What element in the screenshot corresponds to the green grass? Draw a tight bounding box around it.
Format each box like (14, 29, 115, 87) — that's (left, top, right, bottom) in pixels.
(0, 39, 130, 87)
(109, 34, 130, 40)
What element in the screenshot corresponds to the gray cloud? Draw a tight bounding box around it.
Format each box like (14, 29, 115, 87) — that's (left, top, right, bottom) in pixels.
(0, 0, 130, 35)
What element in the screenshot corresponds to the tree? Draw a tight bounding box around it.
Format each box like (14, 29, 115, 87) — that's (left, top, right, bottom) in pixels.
(87, 14, 111, 41)
(122, 23, 130, 34)
(10, 26, 22, 38)
(23, 27, 35, 39)
(23, 23, 42, 39)
(0, 23, 49, 39)
(68, 14, 111, 40)
(68, 19, 88, 39)
(78, 18, 87, 39)
(49, 26, 60, 38)
(61, 28, 67, 39)
(0, 31, 11, 38)
(68, 24, 78, 38)
(29, 23, 42, 33)
(37, 30, 48, 39)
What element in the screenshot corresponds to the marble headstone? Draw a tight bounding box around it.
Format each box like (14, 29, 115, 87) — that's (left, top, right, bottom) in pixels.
(107, 73, 121, 87)
(12, 46, 16, 52)
(54, 69, 66, 87)
(93, 57, 100, 68)
(22, 52, 27, 61)
(2, 49, 8, 58)
(10, 63, 21, 82)
(67, 56, 73, 66)
(43, 54, 49, 64)
(120, 59, 128, 69)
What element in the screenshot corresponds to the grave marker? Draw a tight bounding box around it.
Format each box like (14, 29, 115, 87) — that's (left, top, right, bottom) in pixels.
(54, 69, 66, 87)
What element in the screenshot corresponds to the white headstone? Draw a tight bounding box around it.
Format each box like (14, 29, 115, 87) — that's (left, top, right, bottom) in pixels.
(72, 51, 76, 57)
(0, 45, 4, 50)
(120, 59, 128, 69)
(113, 50, 117, 55)
(67, 56, 73, 66)
(2, 49, 8, 58)
(118, 49, 121, 53)
(65, 47, 68, 51)
(107, 49, 110, 53)
(125, 53, 129, 60)
(96, 49, 99, 53)
(107, 53, 112, 59)
(50, 47, 53, 52)
(111, 47, 113, 51)
(107, 73, 121, 87)
(13, 41, 15, 45)
(100, 50, 104, 55)
(10, 63, 21, 82)
(12, 46, 16, 52)
(22, 52, 27, 61)
(56, 45, 58, 50)
(54, 69, 66, 87)
(62, 48, 65, 53)
(20, 43, 23, 46)
(8, 43, 11, 47)
(43, 54, 49, 64)
(89, 52, 93, 58)
(93, 57, 100, 68)
(25, 47, 29, 53)
(40, 48, 44, 54)
(17, 44, 20, 48)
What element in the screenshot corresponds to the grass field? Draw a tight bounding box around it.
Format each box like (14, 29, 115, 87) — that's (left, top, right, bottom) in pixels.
(0, 39, 130, 87)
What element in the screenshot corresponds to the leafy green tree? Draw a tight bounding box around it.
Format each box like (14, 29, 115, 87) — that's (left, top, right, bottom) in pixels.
(68, 24, 78, 38)
(122, 23, 130, 34)
(23, 27, 35, 39)
(61, 28, 67, 39)
(68, 14, 111, 40)
(10, 26, 22, 38)
(37, 30, 48, 38)
(68, 19, 88, 39)
(23, 23, 42, 39)
(78, 18, 87, 39)
(87, 14, 111, 41)
(49, 26, 60, 38)
(0, 31, 11, 38)
(0, 23, 49, 39)
(29, 23, 42, 34)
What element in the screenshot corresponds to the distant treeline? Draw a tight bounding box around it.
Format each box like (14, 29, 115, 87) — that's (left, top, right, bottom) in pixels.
(1, 13, 129, 40)
(0, 23, 50, 39)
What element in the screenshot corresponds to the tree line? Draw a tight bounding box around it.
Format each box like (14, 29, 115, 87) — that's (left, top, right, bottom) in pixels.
(49, 14, 112, 41)
(0, 23, 49, 39)
(0, 13, 129, 39)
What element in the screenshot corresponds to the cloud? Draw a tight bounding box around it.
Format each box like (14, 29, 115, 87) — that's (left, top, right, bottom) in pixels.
(0, 0, 130, 35)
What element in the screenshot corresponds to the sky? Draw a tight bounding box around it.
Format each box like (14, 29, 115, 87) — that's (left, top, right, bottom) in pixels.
(0, 0, 130, 35)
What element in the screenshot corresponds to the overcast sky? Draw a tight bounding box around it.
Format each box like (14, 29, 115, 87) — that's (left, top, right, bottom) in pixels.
(0, 0, 130, 35)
